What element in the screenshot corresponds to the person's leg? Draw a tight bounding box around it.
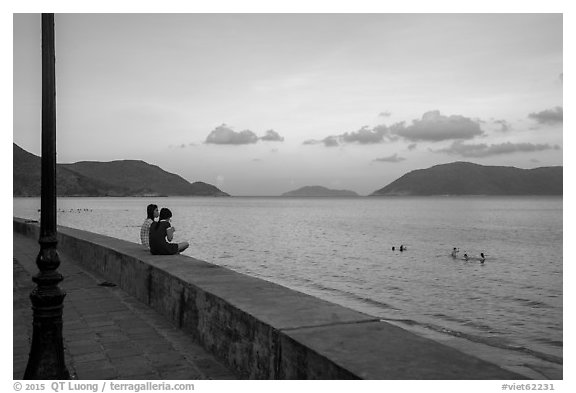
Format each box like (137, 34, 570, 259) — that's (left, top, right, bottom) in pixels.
(178, 241, 189, 252)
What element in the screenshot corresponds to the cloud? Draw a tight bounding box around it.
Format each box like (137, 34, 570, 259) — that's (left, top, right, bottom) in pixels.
(373, 153, 406, 163)
(434, 141, 560, 158)
(528, 107, 563, 125)
(259, 129, 285, 142)
(322, 136, 340, 147)
(407, 143, 417, 151)
(378, 111, 392, 118)
(206, 125, 286, 145)
(205, 124, 258, 145)
(391, 110, 484, 142)
(303, 124, 397, 147)
(341, 125, 398, 144)
(493, 119, 511, 132)
(302, 110, 484, 148)
(303, 135, 340, 147)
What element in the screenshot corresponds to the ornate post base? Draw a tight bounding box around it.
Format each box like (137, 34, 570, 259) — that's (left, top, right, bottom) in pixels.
(24, 242, 70, 380)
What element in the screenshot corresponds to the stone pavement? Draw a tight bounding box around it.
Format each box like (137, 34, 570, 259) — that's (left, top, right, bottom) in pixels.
(13, 232, 239, 380)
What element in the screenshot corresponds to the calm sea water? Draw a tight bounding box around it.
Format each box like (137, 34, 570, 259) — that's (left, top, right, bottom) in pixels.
(13, 196, 563, 378)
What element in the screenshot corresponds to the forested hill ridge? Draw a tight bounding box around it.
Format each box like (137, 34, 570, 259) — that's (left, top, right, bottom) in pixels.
(281, 185, 359, 197)
(371, 161, 562, 196)
(13, 143, 229, 197)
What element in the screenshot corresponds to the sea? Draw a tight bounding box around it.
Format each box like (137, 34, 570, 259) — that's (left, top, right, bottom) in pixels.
(13, 196, 563, 379)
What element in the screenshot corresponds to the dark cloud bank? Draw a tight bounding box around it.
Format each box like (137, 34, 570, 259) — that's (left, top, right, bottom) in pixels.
(528, 106, 563, 125)
(205, 124, 285, 145)
(303, 110, 484, 147)
(301, 109, 562, 162)
(393, 111, 484, 142)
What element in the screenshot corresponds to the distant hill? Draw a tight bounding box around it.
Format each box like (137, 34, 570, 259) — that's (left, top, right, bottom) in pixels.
(370, 161, 563, 196)
(282, 185, 359, 197)
(13, 144, 230, 197)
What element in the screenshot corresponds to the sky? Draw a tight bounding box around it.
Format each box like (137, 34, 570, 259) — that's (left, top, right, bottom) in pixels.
(13, 13, 563, 196)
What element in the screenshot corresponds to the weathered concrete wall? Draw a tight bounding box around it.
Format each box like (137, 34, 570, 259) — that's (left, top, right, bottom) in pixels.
(14, 217, 525, 380)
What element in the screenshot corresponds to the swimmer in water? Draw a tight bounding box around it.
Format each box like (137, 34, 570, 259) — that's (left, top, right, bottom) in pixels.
(392, 246, 395, 251)
(451, 247, 459, 258)
(463, 253, 469, 261)
(480, 252, 486, 263)
(399, 245, 405, 252)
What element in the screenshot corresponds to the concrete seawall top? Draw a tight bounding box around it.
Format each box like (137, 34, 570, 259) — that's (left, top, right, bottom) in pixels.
(14, 217, 525, 380)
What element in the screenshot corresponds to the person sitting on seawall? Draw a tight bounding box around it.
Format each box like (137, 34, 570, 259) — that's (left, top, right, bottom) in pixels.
(140, 203, 159, 249)
(149, 208, 189, 255)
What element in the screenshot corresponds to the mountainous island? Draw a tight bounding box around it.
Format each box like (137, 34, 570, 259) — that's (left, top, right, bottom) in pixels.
(281, 185, 359, 197)
(13, 144, 229, 197)
(371, 161, 562, 196)
(15, 144, 562, 198)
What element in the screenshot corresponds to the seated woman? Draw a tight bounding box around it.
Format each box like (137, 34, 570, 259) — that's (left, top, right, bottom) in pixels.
(149, 208, 189, 255)
(140, 203, 158, 249)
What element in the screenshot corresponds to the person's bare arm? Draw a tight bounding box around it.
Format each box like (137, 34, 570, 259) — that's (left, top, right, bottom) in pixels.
(166, 226, 175, 242)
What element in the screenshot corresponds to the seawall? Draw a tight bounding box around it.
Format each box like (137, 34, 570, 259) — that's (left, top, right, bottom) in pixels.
(14, 217, 524, 379)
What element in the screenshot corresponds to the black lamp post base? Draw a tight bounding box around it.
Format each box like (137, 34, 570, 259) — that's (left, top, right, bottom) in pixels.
(24, 305, 70, 380)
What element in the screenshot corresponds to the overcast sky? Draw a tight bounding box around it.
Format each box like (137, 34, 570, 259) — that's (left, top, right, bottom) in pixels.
(13, 13, 563, 196)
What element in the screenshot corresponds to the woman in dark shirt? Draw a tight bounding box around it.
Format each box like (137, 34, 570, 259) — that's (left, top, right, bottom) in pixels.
(149, 208, 189, 255)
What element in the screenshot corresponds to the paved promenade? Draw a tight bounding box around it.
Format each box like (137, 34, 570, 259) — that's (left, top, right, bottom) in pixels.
(13, 232, 238, 380)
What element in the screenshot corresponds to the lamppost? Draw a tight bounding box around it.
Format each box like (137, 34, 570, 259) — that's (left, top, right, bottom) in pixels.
(24, 13, 70, 380)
